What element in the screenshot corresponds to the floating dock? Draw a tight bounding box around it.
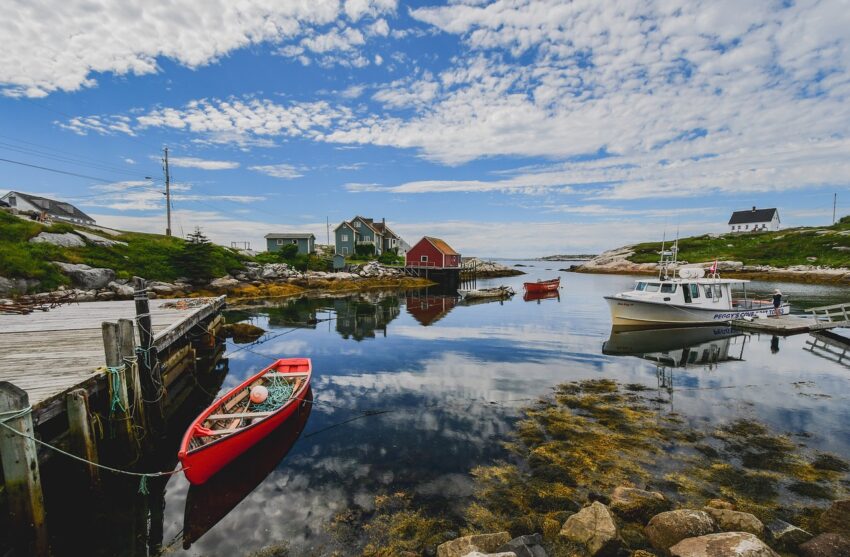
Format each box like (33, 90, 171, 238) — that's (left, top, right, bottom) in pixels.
(731, 302, 850, 335)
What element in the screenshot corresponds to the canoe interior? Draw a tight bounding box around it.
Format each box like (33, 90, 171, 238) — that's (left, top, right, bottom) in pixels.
(188, 362, 309, 451)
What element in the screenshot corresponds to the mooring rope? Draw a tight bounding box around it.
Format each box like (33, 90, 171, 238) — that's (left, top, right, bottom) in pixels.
(0, 407, 185, 494)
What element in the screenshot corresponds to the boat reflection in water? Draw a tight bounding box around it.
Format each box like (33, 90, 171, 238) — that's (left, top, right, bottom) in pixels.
(523, 290, 560, 303)
(182, 388, 313, 549)
(603, 326, 748, 390)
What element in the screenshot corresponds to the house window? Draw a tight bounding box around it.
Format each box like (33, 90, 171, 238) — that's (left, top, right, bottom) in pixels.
(420, 256, 428, 262)
(354, 221, 361, 228)
(8, 196, 15, 206)
(277, 239, 284, 245)
(745, 224, 748, 229)
(291, 239, 298, 245)
(341, 234, 349, 242)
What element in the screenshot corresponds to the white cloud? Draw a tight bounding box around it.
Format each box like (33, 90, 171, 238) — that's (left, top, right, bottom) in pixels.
(80, 180, 264, 212)
(0, 0, 397, 97)
(123, 158, 136, 165)
(168, 156, 239, 170)
(249, 163, 306, 179)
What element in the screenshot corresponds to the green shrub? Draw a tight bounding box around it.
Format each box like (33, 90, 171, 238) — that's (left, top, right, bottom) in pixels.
(355, 243, 375, 258)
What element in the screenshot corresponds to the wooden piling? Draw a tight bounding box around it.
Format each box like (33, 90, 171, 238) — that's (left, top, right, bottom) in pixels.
(118, 318, 148, 448)
(65, 388, 100, 488)
(0, 382, 49, 556)
(133, 277, 165, 434)
(102, 321, 136, 454)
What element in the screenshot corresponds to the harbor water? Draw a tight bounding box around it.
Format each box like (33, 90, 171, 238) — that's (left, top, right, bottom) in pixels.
(54, 263, 850, 555)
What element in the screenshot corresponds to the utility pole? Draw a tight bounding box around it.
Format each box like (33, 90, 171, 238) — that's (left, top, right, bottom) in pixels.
(833, 192, 837, 225)
(162, 147, 172, 237)
(326, 216, 330, 245)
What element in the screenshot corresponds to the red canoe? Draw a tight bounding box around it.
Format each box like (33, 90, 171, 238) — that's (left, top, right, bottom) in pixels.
(178, 358, 312, 485)
(523, 277, 561, 293)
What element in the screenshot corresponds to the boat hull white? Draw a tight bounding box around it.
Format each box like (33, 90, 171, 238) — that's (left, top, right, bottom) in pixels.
(604, 296, 790, 326)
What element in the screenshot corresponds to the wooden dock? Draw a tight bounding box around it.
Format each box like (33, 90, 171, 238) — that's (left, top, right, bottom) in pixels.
(0, 297, 225, 417)
(732, 302, 850, 335)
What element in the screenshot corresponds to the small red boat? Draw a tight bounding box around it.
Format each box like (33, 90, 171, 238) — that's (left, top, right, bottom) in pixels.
(523, 277, 561, 293)
(178, 358, 312, 485)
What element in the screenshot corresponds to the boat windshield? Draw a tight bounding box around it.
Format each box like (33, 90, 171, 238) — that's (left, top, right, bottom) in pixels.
(635, 282, 647, 291)
(660, 283, 677, 293)
(645, 283, 661, 292)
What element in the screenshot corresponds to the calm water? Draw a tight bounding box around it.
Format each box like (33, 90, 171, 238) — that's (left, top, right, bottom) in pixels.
(117, 265, 850, 554)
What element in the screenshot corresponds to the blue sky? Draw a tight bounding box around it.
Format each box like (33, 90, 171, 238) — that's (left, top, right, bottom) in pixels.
(1, 0, 848, 257)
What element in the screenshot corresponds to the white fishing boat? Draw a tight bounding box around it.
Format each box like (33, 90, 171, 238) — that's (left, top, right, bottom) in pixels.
(604, 243, 789, 326)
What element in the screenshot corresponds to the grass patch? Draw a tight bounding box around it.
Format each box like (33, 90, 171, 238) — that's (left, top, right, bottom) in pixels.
(626, 217, 850, 268)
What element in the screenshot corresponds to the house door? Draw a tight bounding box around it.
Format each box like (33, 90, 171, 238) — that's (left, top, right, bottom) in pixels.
(342, 247, 349, 255)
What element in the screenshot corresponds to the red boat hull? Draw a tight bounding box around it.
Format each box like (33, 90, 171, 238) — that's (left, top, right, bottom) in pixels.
(178, 358, 311, 485)
(523, 278, 560, 293)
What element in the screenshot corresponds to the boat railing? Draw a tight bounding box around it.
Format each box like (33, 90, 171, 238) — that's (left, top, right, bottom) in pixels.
(732, 298, 774, 310)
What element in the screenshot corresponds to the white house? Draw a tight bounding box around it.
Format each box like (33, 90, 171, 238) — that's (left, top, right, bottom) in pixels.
(1, 191, 95, 225)
(728, 207, 780, 233)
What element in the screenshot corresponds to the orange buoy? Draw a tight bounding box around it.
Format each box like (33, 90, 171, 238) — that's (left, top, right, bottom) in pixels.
(249, 385, 269, 404)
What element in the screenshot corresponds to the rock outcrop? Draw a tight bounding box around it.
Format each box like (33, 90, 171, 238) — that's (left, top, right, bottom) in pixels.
(765, 519, 812, 551)
(645, 510, 716, 555)
(798, 533, 850, 557)
(703, 507, 765, 538)
(436, 532, 512, 557)
(53, 262, 115, 290)
(29, 231, 85, 248)
(560, 501, 620, 556)
(610, 486, 672, 522)
(74, 230, 128, 247)
(495, 533, 547, 557)
(669, 532, 778, 557)
(818, 499, 850, 537)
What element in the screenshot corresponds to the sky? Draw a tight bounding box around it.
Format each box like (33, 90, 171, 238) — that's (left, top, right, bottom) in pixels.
(1, 0, 848, 258)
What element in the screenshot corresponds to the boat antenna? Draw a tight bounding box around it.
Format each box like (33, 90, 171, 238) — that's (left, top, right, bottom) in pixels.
(659, 229, 667, 280)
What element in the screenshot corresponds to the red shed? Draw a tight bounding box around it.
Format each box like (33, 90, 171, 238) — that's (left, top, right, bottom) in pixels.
(405, 236, 461, 269)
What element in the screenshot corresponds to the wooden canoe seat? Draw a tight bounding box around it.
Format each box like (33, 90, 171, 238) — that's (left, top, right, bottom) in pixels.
(206, 411, 274, 420)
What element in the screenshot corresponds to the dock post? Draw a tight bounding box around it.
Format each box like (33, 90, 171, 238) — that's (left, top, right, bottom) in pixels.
(133, 277, 165, 435)
(102, 321, 137, 458)
(0, 382, 49, 556)
(66, 388, 100, 489)
(118, 318, 150, 450)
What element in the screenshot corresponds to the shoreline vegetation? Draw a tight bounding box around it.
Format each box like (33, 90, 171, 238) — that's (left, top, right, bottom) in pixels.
(572, 216, 850, 285)
(0, 211, 521, 302)
(331, 379, 849, 557)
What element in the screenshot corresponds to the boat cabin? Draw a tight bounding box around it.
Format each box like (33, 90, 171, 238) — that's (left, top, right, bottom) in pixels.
(626, 278, 744, 309)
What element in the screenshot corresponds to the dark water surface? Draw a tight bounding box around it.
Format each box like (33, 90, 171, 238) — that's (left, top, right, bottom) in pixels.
(122, 265, 850, 554)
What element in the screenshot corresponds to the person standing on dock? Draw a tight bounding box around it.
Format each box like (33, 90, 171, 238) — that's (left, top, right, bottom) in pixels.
(772, 289, 782, 317)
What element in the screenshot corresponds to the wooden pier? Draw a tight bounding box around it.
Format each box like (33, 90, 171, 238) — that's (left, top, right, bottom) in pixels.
(0, 279, 227, 555)
(731, 302, 850, 335)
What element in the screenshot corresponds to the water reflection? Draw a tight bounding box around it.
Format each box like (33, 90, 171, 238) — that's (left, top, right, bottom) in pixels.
(603, 325, 747, 368)
(523, 290, 561, 303)
(405, 293, 458, 326)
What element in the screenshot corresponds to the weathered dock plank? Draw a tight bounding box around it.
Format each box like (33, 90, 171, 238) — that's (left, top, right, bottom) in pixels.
(0, 297, 225, 410)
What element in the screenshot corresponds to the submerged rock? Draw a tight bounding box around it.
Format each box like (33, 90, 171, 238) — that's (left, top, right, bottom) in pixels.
(559, 501, 620, 556)
(669, 532, 778, 557)
(765, 519, 812, 551)
(436, 532, 512, 557)
(646, 510, 716, 555)
(222, 323, 265, 344)
(818, 499, 850, 536)
(610, 486, 672, 522)
(703, 507, 765, 539)
(798, 533, 850, 557)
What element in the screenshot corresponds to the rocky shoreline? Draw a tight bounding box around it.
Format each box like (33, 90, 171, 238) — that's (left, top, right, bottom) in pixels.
(0, 260, 436, 306)
(572, 247, 850, 285)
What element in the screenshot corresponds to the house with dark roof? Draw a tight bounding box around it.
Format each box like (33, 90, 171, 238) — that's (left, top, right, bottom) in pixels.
(265, 233, 315, 255)
(1, 191, 95, 225)
(728, 207, 780, 233)
(333, 216, 405, 256)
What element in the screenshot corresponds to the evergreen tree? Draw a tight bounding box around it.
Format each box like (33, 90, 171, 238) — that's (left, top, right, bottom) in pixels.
(179, 227, 215, 283)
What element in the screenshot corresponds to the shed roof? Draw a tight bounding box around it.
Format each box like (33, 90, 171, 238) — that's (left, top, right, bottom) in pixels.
(5, 191, 95, 223)
(728, 207, 779, 225)
(264, 233, 315, 239)
(424, 236, 459, 256)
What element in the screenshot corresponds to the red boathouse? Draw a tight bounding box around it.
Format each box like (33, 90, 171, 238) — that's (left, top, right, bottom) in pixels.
(405, 236, 461, 269)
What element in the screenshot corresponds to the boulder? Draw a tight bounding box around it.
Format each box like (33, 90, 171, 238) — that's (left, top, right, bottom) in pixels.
(74, 230, 127, 247)
(818, 499, 850, 536)
(95, 291, 115, 301)
(765, 519, 812, 551)
(559, 501, 620, 556)
(53, 262, 115, 290)
(495, 533, 548, 557)
(646, 510, 716, 555)
(798, 533, 850, 557)
(461, 553, 517, 557)
(0, 276, 20, 296)
(209, 276, 241, 290)
(669, 532, 778, 557)
(29, 231, 85, 248)
(148, 281, 176, 295)
(610, 486, 672, 522)
(108, 281, 135, 298)
(703, 508, 765, 538)
(705, 500, 736, 511)
(437, 532, 512, 557)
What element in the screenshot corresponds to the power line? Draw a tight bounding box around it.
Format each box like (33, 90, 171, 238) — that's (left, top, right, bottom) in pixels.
(0, 156, 141, 185)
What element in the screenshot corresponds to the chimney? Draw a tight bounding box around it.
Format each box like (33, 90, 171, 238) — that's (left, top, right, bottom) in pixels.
(752, 206, 756, 211)
(382, 217, 386, 226)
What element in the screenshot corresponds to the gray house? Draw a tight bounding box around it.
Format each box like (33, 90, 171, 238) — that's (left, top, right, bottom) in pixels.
(1, 191, 95, 225)
(265, 233, 315, 255)
(334, 216, 404, 256)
